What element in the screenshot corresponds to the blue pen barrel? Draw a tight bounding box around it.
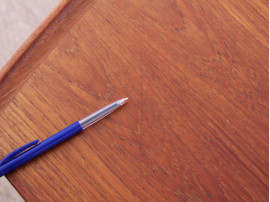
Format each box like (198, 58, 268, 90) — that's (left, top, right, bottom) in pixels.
(0, 122, 83, 177)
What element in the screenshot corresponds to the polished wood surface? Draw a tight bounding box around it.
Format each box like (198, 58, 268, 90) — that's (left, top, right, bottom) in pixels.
(0, 0, 268, 201)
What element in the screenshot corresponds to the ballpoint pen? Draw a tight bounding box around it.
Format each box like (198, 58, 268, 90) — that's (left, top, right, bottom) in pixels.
(0, 98, 128, 177)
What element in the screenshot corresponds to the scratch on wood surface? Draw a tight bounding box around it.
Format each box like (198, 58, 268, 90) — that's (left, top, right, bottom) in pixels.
(139, 50, 144, 154)
(58, 31, 79, 54)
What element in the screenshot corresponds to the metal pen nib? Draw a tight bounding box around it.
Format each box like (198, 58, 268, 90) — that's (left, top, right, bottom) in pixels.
(79, 98, 128, 129)
(119, 97, 128, 105)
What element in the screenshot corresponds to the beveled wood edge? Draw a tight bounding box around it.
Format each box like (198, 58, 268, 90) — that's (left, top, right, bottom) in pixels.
(0, 0, 72, 198)
(0, 0, 96, 112)
(1, 0, 97, 199)
(0, 0, 71, 82)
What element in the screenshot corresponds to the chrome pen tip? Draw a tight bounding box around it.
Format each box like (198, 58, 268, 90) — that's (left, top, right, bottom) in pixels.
(119, 97, 128, 105)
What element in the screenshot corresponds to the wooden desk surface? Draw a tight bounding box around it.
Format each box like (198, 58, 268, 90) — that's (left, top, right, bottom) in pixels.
(0, 0, 268, 200)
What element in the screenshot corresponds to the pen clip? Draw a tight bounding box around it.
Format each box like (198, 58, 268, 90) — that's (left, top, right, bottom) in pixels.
(0, 139, 39, 166)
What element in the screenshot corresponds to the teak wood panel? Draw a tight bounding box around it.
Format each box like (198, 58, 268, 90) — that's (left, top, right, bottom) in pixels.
(0, 0, 268, 201)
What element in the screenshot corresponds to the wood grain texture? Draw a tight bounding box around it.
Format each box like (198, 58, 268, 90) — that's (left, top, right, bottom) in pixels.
(0, 0, 268, 201)
(0, 0, 96, 111)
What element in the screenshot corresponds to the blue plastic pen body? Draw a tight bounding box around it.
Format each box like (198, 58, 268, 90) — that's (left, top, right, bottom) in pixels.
(0, 121, 83, 177)
(0, 98, 128, 177)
